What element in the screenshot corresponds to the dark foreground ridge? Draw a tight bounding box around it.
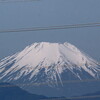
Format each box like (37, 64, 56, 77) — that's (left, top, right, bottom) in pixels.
(0, 82, 48, 100)
(0, 83, 69, 100)
(1, 82, 100, 100)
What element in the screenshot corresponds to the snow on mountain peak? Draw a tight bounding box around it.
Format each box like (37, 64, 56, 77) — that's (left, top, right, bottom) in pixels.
(0, 42, 100, 85)
(15, 42, 87, 67)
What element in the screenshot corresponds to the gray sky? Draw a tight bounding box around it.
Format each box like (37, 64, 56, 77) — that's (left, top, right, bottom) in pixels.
(0, 0, 100, 61)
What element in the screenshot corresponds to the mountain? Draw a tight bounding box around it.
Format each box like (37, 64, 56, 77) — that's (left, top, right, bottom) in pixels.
(0, 82, 48, 100)
(0, 42, 100, 97)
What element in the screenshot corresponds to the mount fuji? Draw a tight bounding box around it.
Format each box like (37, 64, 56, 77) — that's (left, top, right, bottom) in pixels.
(0, 42, 100, 97)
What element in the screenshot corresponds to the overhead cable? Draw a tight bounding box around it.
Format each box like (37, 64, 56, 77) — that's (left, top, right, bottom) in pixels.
(0, 0, 39, 3)
(1, 78, 100, 87)
(0, 22, 100, 33)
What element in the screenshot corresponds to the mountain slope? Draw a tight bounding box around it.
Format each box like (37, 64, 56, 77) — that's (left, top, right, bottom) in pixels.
(0, 42, 100, 96)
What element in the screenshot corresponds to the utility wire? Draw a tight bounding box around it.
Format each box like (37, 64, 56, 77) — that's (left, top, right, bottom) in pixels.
(0, 0, 39, 3)
(0, 22, 100, 33)
(41, 95, 100, 100)
(0, 78, 100, 87)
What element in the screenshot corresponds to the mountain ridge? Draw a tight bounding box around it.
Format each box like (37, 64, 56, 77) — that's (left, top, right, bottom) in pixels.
(0, 42, 100, 96)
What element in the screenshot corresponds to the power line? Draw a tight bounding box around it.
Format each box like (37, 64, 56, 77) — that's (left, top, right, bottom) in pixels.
(0, 0, 39, 3)
(0, 22, 100, 33)
(0, 78, 100, 88)
(41, 95, 100, 100)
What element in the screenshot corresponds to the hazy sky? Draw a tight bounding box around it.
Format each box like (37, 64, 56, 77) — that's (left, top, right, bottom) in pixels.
(0, 0, 100, 61)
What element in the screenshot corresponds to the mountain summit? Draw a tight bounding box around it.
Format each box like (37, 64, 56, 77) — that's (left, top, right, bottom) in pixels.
(0, 42, 100, 96)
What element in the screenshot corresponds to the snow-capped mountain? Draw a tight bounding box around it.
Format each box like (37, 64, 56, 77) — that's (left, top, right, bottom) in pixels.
(0, 42, 100, 96)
